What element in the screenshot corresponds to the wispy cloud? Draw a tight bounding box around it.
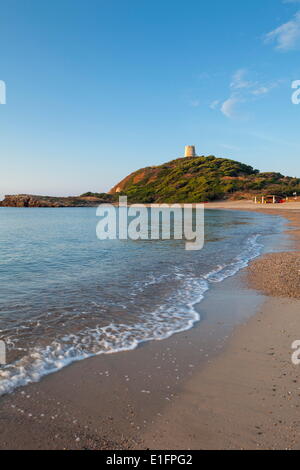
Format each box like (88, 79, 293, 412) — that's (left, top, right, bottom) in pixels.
(217, 69, 252, 118)
(264, 11, 300, 50)
(251, 86, 270, 96)
(251, 81, 281, 95)
(221, 96, 242, 118)
(230, 69, 253, 90)
(213, 70, 281, 119)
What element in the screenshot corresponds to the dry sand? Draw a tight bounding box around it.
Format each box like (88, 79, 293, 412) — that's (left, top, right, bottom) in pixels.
(205, 199, 300, 211)
(143, 297, 300, 450)
(248, 252, 300, 299)
(0, 201, 300, 450)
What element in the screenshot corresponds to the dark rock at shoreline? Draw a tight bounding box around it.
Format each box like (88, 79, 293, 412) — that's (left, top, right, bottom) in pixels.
(0, 194, 112, 208)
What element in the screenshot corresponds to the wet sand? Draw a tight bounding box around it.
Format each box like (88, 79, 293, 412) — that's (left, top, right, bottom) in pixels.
(0, 274, 264, 449)
(0, 203, 299, 450)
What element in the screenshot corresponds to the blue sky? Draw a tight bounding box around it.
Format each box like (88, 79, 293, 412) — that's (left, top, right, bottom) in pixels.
(0, 0, 300, 197)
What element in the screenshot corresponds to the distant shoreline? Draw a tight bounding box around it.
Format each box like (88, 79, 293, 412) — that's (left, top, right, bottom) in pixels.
(2, 196, 300, 210)
(0, 194, 109, 208)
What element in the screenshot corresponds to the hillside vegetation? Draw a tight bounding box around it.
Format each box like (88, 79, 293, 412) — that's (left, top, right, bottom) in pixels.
(109, 156, 300, 203)
(0, 194, 113, 207)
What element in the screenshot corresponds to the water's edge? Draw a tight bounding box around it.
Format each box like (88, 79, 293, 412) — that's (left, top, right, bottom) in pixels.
(0, 209, 287, 396)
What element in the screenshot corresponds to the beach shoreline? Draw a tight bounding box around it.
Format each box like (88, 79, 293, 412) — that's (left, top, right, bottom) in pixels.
(0, 203, 299, 450)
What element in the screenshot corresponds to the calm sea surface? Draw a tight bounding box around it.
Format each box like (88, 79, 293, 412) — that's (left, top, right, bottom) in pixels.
(0, 207, 284, 394)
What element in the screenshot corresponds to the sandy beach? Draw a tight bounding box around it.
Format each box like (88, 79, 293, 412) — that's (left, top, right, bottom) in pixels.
(0, 200, 300, 450)
(205, 200, 300, 211)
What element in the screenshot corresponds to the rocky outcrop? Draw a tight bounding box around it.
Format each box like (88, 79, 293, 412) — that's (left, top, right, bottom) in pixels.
(0, 194, 109, 207)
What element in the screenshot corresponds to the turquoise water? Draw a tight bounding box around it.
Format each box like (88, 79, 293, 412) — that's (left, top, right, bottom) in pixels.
(0, 207, 284, 394)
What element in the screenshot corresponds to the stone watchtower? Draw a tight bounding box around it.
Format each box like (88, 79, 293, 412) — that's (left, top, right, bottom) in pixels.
(184, 145, 196, 157)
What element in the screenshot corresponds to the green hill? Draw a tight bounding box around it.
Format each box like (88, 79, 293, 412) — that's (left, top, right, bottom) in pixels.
(109, 155, 300, 203)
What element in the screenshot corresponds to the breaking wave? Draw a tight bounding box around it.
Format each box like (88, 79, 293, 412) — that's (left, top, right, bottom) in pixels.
(0, 234, 263, 396)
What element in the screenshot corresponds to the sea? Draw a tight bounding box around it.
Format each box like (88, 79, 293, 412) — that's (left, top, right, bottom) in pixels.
(0, 207, 285, 395)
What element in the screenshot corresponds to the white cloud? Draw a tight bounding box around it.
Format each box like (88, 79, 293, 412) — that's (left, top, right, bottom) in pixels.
(265, 11, 300, 50)
(252, 86, 270, 95)
(219, 70, 251, 118)
(211, 70, 282, 119)
(252, 81, 281, 95)
(221, 96, 241, 118)
(230, 69, 253, 89)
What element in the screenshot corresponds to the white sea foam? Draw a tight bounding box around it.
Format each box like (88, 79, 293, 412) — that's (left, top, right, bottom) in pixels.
(0, 234, 263, 396)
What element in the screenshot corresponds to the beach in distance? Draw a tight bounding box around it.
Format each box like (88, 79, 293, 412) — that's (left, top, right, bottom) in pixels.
(0, 201, 299, 449)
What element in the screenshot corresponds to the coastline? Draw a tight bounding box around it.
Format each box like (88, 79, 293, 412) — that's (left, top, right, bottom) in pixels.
(0, 203, 299, 449)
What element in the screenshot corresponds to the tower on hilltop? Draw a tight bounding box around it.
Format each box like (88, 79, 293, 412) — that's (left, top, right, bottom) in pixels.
(184, 145, 196, 157)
